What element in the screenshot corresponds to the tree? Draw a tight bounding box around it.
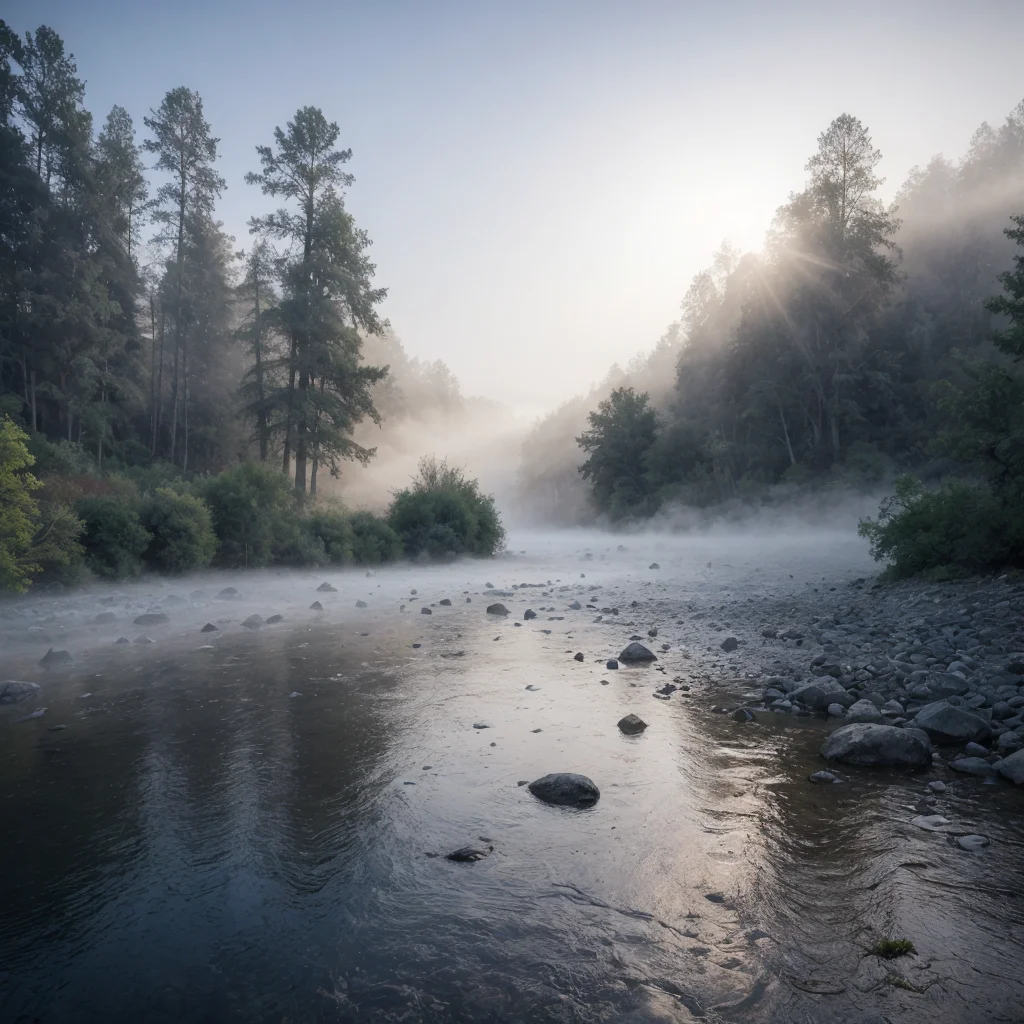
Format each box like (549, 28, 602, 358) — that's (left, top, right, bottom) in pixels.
(986, 214, 1024, 361)
(144, 88, 225, 465)
(0, 414, 42, 590)
(95, 105, 148, 262)
(246, 106, 388, 493)
(576, 387, 659, 519)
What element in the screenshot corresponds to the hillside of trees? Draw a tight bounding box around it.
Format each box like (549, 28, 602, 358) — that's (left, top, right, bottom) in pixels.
(516, 102, 1024, 573)
(0, 21, 506, 591)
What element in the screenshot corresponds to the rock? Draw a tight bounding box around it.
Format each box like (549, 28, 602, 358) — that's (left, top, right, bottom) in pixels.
(486, 604, 510, 616)
(731, 708, 755, 722)
(568, 601, 582, 610)
(914, 701, 992, 745)
(928, 780, 946, 793)
(949, 757, 995, 776)
(472, 723, 490, 729)
(720, 637, 739, 652)
(964, 741, 989, 756)
(216, 587, 239, 600)
(761, 627, 778, 639)
(847, 699, 884, 724)
(527, 773, 600, 807)
(93, 612, 117, 624)
(446, 846, 491, 862)
(617, 713, 648, 735)
(242, 615, 264, 629)
(201, 622, 219, 633)
(649, 563, 660, 570)
(0, 680, 40, 705)
(927, 673, 970, 698)
(310, 601, 323, 611)
(994, 749, 1024, 784)
(356, 600, 368, 608)
(421, 607, 432, 615)
(16, 708, 46, 722)
(911, 814, 951, 831)
(439, 599, 452, 606)
(133, 613, 168, 626)
(133, 635, 154, 644)
(881, 700, 905, 715)
(827, 703, 846, 718)
(317, 582, 337, 592)
(115, 637, 130, 644)
(265, 614, 284, 624)
(808, 770, 839, 784)
(957, 835, 990, 851)
(606, 659, 619, 670)
(39, 648, 72, 666)
(573, 652, 584, 662)
(790, 679, 853, 711)
(289, 691, 302, 698)
(524, 609, 537, 620)
(619, 642, 657, 663)
(821, 723, 932, 768)
(485, 582, 494, 589)
(648, 627, 658, 638)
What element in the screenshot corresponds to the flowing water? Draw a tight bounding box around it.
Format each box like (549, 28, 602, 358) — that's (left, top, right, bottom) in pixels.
(1, 530, 1022, 1023)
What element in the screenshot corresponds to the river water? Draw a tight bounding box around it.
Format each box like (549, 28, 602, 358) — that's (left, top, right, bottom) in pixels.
(2, 529, 1022, 1023)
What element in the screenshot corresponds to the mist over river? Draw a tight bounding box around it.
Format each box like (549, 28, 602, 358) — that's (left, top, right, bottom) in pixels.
(2, 528, 1023, 1023)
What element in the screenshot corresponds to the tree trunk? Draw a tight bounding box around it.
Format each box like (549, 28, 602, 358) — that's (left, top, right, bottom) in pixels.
(253, 272, 268, 461)
(777, 398, 796, 467)
(169, 334, 179, 464)
(294, 368, 309, 494)
(153, 304, 166, 457)
(310, 377, 324, 495)
(182, 340, 190, 473)
(29, 366, 37, 433)
(170, 144, 187, 465)
(282, 335, 297, 475)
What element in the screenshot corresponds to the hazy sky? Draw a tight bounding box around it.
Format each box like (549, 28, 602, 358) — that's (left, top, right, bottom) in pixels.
(8, 0, 1024, 418)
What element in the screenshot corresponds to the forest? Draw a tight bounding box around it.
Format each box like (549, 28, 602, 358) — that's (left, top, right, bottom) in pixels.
(0, 21, 503, 591)
(518, 105, 1024, 575)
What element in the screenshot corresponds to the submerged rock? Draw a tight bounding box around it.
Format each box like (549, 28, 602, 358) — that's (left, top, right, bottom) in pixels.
(957, 834, 990, 851)
(619, 642, 657, 663)
(421, 607, 433, 615)
(356, 600, 368, 608)
(133, 635, 154, 644)
(265, 614, 284, 624)
(40, 648, 72, 666)
(821, 723, 931, 768)
(439, 599, 452, 607)
(310, 601, 324, 611)
(808, 770, 839, 784)
(0, 680, 41, 705)
(446, 846, 492, 863)
(133, 613, 168, 626)
(617, 713, 648, 735)
(317, 582, 337, 593)
(200, 623, 219, 633)
(528, 773, 600, 807)
(649, 563, 660, 570)
(93, 612, 117, 624)
(115, 637, 130, 644)
(524, 609, 537, 620)
(606, 659, 619, 670)
(486, 603, 510, 616)
(242, 615, 264, 629)
(216, 587, 239, 600)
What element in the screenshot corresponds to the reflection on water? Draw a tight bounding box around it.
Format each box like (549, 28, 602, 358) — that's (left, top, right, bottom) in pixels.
(1, 531, 1022, 1022)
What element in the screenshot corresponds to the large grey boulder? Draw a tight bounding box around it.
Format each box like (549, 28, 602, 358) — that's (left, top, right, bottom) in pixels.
(927, 672, 971, 698)
(486, 603, 510, 616)
(846, 699, 883, 724)
(995, 749, 1024, 784)
(618, 642, 657, 663)
(949, 757, 995, 777)
(914, 701, 991, 745)
(133, 613, 168, 626)
(527, 773, 600, 807)
(0, 680, 40, 706)
(790, 679, 853, 711)
(821, 723, 932, 768)
(617, 713, 648, 735)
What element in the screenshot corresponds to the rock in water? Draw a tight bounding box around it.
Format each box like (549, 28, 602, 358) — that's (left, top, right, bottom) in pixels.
(847, 699, 884, 724)
(808, 770, 839, 784)
(201, 623, 219, 633)
(317, 582, 337, 592)
(242, 615, 264, 629)
(617, 713, 648, 735)
(619, 642, 657, 663)
(439, 599, 452, 606)
(421, 607, 433, 615)
(528, 773, 600, 807)
(957, 835, 990, 851)
(790, 680, 854, 711)
(573, 652, 584, 662)
(649, 563, 660, 570)
(524, 609, 537, 620)
(821, 723, 932, 768)
(265, 614, 284, 624)
(949, 757, 995, 776)
(914, 701, 992, 745)
(486, 604, 510, 616)
(216, 587, 239, 600)
(134, 635, 154, 644)
(40, 648, 72, 666)
(995, 749, 1024, 784)
(720, 637, 739, 652)
(115, 637, 130, 645)
(0, 680, 41, 705)
(911, 814, 951, 831)
(93, 612, 116, 624)
(568, 601, 582, 610)
(310, 601, 324, 611)
(446, 846, 491, 862)
(133, 613, 168, 626)
(356, 600, 368, 608)
(606, 659, 619, 670)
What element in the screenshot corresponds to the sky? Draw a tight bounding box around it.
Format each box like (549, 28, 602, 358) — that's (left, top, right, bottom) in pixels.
(7, 0, 1024, 419)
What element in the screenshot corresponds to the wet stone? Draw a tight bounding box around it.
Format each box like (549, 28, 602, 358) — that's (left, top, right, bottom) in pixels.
(133, 613, 168, 626)
(957, 834, 990, 851)
(201, 623, 219, 633)
(573, 652, 584, 662)
(617, 713, 648, 735)
(527, 773, 600, 807)
(317, 582, 337, 593)
(808, 770, 839, 784)
(356, 600, 368, 608)
(242, 615, 264, 629)
(446, 846, 491, 862)
(720, 637, 739, 652)
(619, 642, 657, 663)
(40, 648, 72, 666)
(486, 604, 510, 616)
(0, 680, 40, 705)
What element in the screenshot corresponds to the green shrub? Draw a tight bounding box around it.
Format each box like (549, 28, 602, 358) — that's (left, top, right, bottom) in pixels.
(75, 495, 152, 579)
(200, 461, 297, 567)
(303, 508, 355, 564)
(31, 500, 86, 584)
(387, 456, 504, 559)
(139, 488, 218, 573)
(25, 435, 94, 478)
(869, 938, 915, 959)
(858, 476, 1024, 578)
(0, 416, 44, 591)
(348, 510, 403, 564)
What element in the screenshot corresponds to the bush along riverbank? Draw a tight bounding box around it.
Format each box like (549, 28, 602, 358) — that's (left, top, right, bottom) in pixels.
(717, 573, 1024, 784)
(0, 424, 505, 593)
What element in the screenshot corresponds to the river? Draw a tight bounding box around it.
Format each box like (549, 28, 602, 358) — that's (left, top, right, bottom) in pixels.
(2, 528, 1022, 1022)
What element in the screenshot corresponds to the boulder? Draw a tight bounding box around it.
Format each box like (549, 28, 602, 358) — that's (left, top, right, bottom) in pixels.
(524, 609, 537, 620)
(200, 623, 219, 633)
(606, 659, 619, 670)
(39, 648, 72, 666)
(439, 599, 452, 607)
(995, 748, 1024, 784)
(808, 770, 839, 784)
(827, 703, 846, 718)
(528, 773, 600, 807)
(356, 600, 368, 608)
(720, 637, 739, 652)
(133, 613, 168, 626)
(317, 582, 337, 593)
(421, 607, 432, 615)
(821, 723, 931, 768)
(619, 642, 657, 663)
(446, 846, 491, 862)
(790, 679, 853, 711)
(573, 652, 584, 662)
(216, 587, 239, 600)
(927, 673, 970, 698)
(617, 713, 648, 735)
(486, 603, 510, 616)
(310, 601, 324, 611)
(949, 757, 994, 776)
(94, 612, 117, 625)
(242, 615, 264, 629)
(265, 614, 284, 624)
(568, 601, 582, 610)
(0, 680, 40, 706)
(649, 563, 660, 570)
(846, 699, 884, 724)
(914, 701, 991, 745)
